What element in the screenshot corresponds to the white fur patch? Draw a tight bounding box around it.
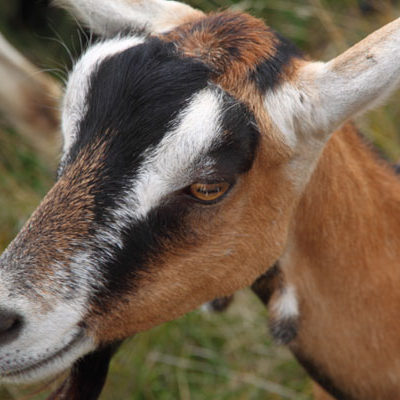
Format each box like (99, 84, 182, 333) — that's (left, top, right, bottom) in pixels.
(62, 36, 144, 153)
(0, 274, 95, 383)
(272, 285, 299, 320)
(91, 87, 224, 254)
(263, 84, 299, 149)
(133, 88, 223, 218)
(263, 63, 329, 149)
(0, 241, 98, 383)
(0, 332, 94, 384)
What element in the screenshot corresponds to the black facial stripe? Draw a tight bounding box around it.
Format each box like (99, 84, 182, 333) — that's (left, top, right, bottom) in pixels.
(214, 97, 260, 176)
(91, 198, 193, 310)
(249, 31, 303, 93)
(64, 37, 211, 223)
(91, 95, 260, 308)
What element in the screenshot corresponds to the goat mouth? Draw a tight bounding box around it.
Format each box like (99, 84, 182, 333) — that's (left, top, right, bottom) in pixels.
(0, 329, 86, 381)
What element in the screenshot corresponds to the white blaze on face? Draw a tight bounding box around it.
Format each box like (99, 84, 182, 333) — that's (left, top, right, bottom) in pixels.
(272, 285, 299, 320)
(62, 36, 145, 153)
(95, 87, 225, 255)
(132, 88, 224, 218)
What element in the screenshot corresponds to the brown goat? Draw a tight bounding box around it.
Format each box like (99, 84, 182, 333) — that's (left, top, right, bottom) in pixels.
(1, 1, 400, 399)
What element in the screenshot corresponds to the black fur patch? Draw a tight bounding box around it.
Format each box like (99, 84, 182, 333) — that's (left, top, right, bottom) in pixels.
(292, 350, 355, 400)
(93, 92, 260, 307)
(96, 197, 192, 302)
(249, 31, 303, 93)
(252, 264, 298, 344)
(269, 316, 298, 345)
(208, 295, 234, 312)
(64, 37, 211, 202)
(211, 96, 260, 176)
(47, 342, 121, 400)
(251, 263, 282, 305)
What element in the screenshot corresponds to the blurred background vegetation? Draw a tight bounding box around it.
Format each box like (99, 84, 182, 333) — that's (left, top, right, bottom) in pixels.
(0, 0, 399, 399)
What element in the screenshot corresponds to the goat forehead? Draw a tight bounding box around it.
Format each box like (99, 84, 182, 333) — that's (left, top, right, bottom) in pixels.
(62, 13, 302, 165)
(87, 87, 226, 223)
(62, 36, 146, 153)
(61, 36, 213, 167)
(164, 12, 303, 94)
(57, 33, 259, 277)
(58, 33, 257, 257)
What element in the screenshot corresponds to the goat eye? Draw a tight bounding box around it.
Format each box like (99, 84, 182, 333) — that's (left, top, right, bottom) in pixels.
(189, 182, 230, 203)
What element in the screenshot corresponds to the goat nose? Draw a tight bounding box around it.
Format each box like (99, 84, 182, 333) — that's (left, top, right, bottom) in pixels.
(0, 310, 22, 345)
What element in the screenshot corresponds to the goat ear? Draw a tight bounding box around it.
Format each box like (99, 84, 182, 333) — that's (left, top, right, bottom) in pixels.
(268, 18, 400, 143)
(55, 0, 203, 37)
(308, 17, 400, 136)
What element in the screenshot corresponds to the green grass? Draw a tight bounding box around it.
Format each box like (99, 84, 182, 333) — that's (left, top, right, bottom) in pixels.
(1, 0, 400, 399)
(0, 127, 53, 250)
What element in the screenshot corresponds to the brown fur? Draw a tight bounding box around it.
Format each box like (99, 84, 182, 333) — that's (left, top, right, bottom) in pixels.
(89, 142, 296, 341)
(163, 11, 304, 90)
(164, 12, 277, 75)
(281, 123, 400, 399)
(6, 140, 109, 298)
(164, 11, 298, 162)
(313, 384, 338, 400)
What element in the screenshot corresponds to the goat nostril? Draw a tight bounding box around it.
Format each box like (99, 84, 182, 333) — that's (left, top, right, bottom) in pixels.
(0, 311, 22, 342)
(0, 315, 17, 333)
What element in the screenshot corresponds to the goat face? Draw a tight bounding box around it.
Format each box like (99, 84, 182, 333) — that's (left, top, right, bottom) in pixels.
(0, 24, 295, 384)
(1, 0, 398, 386)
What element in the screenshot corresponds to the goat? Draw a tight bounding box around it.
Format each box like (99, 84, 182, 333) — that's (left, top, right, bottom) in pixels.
(0, 33, 61, 160)
(0, 1, 400, 399)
